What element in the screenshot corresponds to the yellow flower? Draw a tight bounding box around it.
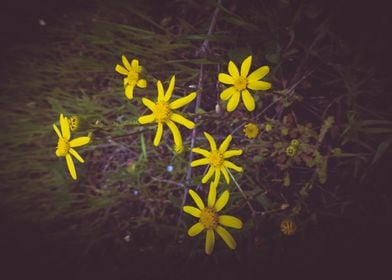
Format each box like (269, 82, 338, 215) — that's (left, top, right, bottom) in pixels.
(183, 185, 243, 255)
(53, 114, 91, 180)
(243, 123, 259, 139)
(68, 115, 79, 131)
(138, 75, 196, 147)
(218, 55, 271, 112)
(290, 139, 299, 147)
(285, 145, 297, 157)
(280, 218, 297, 236)
(115, 55, 147, 100)
(264, 123, 273, 132)
(191, 132, 243, 188)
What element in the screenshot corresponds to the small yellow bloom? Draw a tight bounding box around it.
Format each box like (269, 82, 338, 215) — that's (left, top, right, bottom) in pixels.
(183, 184, 243, 255)
(53, 114, 91, 180)
(191, 132, 243, 188)
(280, 218, 297, 236)
(243, 123, 259, 139)
(138, 75, 196, 147)
(285, 145, 297, 157)
(264, 123, 273, 132)
(68, 115, 79, 131)
(218, 56, 271, 112)
(290, 139, 299, 147)
(115, 55, 147, 100)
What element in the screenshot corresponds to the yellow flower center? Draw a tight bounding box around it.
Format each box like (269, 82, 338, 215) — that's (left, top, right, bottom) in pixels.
(152, 101, 171, 123)
(127, 71, 139, 83)
(285, 145, 297, 157)
(234, 76, 247, 91)
(244, 123, 259, 139)
(199, 207, 219, 230)
(56, 137, 70, 157)
(209, 150, 224, 168)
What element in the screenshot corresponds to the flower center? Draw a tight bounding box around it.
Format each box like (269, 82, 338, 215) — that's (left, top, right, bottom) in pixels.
(153, 101, 171, 123)
(209, 150, 224, 168)
(234, 76, 247, 91)
(199, 207, 219, 230)
(127, 71, 139, 83)
(56, 137, 70, 157)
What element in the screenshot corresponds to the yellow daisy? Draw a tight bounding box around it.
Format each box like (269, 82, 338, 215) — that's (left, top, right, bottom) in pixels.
(138, 75, 196, 147)
(280, 218, 297, 236)
(191, 132, 243, 188)
(183, 185, 243, 255)
(115, 55, 147, 100)
(243, 122, 259, 139)
(218, 55, 271, 112)
(53, 114, 91, 180)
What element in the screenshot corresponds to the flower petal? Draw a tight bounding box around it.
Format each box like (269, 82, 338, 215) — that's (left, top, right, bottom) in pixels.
(53, 124, 61, 138)
(115, 64, 128, 75)
(240, 55, 252, 77)
(212, 168, 220, 188)
(201, 166, 215, 184)
(220, 87, 236, 101)
(157, 80, 165, 101)
(169, 92, 196, 109)
(218, 73, 234, 85)
(170, 113, 195, 129)
(65, 154, 77, 180)
(208, 183, 216, 208)
(191, 158, 210, 167)
(192, 148, 210, 158)
(60, 114, 70, 140)
(164, 75, 175, 101)
(242, 89, 255, 112)
(205, 229, 215, 255)
(166, 120, 182, 147)
(69, 136, 90, 148)
(138, 114, 155, 124)
(121, 55, 132, 71)
(189, 189, 205, 210)
(188, 222, 204, 237)
(228, 61, 239, 78)
(204, 132, 217, 151)
(247, 65, 270, 81)
(137, 79, 147, 88)
(219, 215, 243, 229)
(183, 206, 201, 218)
(125, 85, 134, 100)
(218, 134, 232, 153)
(215, 190, 229, 212)
(227, 91, 240, 112)
(223, 161, 243, 172)
(153, 123, 163, 146)
(223, 149, 243, 158)
(221, 166, 230, 184)
(69, 148, 84, 163)
(216, 226, 236, 249)
(131, 59, 139, 71)
(247, 80, 272, 91)
(123, 78, 128, 86)
(142, 98, 155, 111)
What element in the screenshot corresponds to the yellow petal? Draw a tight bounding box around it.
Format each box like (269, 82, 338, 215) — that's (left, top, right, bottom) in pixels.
(221, 166, 230, 184)
(170, 113, 194, 129)
(215, 190, 229, 212)
(223, 160, 243, 172)
(153, 123, 163, 146)
(192, 148, 211, 158)
(65, 154, 77, 180)
(183, 206, 201, 218)
(201, 167, 215, 184)
(219, 134, 232, 153)
(142, 98, 155, 111)
(69, 148, 84, 163)
(240, 55, 252, 77)
(69, 136, 90, 148)
(219, 215, 243, 229)
(207, 183, 216, 208)
(137, 79, 147, 88)
(223, 149, 243, 158)
(121, 55, 132, 71)
(247, 65, 270, 81)
(166, 120, 182, 147)
(157, 80, 165, 101)
(228, 61, 239, 78)
(125, 85, 134, 100)
(242, 89, 255, 112)
(123, 78, 128, 86)
(191, 158, 210, 167)
(212, 167, 220, 188)
(164, 75, 175, 101)
(220, 87, 235, 101)
(169, 92, 196, 110)
(53, 124, 61, 138)
(138, 114, 155, 124)
(218, 73, 234, 85)
(247, 80, 272, 91)
(115, 64, 128, 75)
(205, 229, 215, 255)
(131, 59, 139, 71)
(204, 131, 217, 151)
(60, 114, 70, 140)
(188, 222, 204, 236)
(216, 226, 236, 249)
(189, 189, 205, 210)
(227, 91, 240, 112)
